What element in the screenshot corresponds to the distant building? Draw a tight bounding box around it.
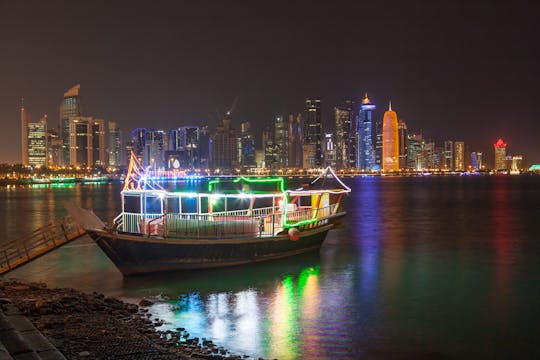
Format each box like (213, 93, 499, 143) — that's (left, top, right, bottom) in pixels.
(443, 140, 454, 171)
(374, 117, 383, 170)
(239, 122, 256, 169)
(471, 152, 483, 171)
(211, 115, 238, 171)
(47, 128, 62, 167)
(145, 130, 166, 170)
(68, 117, 106, 167)
(21, 99, 28, 166)
(398, 120, 408, 170)
(304, 98, 322, 167)
(511, 155, 523, 171)
(323, 133, 337, 168)
(357, 93, 375, 170)
(288, 114, 303, 168)
(108, 121, 122, 167)
(494, 138, 507, 170)
(334, 100, 354, 169)
(131, 128, 146, 163)
(274, 115, 288, 168)
(382, 102, 399, 172)
(454, 141, 465, 171)
(27, 115, 48, 167)
(407, 133, 424, 171)
(60, 85, 82, 166)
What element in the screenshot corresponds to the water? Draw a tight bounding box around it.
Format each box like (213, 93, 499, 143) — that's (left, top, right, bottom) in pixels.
(2, 176, 539, 359)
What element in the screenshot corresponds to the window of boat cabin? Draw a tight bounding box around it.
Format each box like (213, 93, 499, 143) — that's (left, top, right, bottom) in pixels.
(167, 197, 180, 213)
(180, 196, 198, 214)
(123, 194, 141, 213)
(145, 194, 163, 214)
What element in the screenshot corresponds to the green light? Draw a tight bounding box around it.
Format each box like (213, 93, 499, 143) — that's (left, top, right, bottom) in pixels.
(529, 164, 540, 171)
(208, 176, 285, 193)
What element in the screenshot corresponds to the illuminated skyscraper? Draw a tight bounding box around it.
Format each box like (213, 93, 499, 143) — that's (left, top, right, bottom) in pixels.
(494, 138, 507, 170)
(443, 140, 454, 171)
(334, 100, 354, 168)
(27, 115, 48, 167)
(398, 120, 408, 169)
(454, 141, 465, 171)
(145, 130, 166, 170)
(68, 117, 106, 167)
(323, 133, 337, 167)
(274, 115, 288, 168)
(108, 121, 122, 167)
(304, 98, 322, 167)
(471, 151, 483, 171)
(288, 113, 303, 168)
(357, 93, 375, 170)
(407, 133, 424, 170)
(239, 122, 255, 169)
(60, 85, 82, 166)
(382, 102, 399, 172)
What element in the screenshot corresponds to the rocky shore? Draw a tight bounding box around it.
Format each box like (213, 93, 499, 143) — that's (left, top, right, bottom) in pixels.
(0, 280, 255, 360)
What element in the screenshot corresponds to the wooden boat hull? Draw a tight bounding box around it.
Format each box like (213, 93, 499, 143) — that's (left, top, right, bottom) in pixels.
(86, 225, 333, 276)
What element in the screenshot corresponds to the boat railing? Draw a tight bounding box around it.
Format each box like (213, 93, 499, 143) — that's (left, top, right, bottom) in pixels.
(116, 203, 340, 237)
(165, 213, 279, 238)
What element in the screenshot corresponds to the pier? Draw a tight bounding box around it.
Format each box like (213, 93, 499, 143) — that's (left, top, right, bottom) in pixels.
(0, 217, 86, 275)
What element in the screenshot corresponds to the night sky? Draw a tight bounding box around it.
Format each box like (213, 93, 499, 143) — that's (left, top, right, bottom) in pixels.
(1, 0, 539, 164)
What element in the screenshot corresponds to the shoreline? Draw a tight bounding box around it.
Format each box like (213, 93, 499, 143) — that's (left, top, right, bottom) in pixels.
(0, 280, 252, 360)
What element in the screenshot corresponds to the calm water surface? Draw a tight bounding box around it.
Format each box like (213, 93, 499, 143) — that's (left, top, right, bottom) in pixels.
(2, 176, 539, 359)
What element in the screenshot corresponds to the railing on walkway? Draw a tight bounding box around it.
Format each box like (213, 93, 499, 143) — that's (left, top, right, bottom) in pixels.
(0, 216, 86, 275)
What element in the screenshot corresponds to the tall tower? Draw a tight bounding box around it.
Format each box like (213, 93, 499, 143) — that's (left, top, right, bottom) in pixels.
(304, 98, 322, 167)
(493, 138, 507, 170)
(108, 121, 122, 167)
(27, 115, 48, 167)
(357, 93, 375, 170)
(382, 101, 399, 172)
(454, 141, 465, 171)
(398, 120, 408, 170)
(21, 98, 28, 166)
(60, 85, 82, 166)
(334, 99, 354, 169)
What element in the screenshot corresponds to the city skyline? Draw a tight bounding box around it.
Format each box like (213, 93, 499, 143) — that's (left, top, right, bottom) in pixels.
(1, 1, 539, 163)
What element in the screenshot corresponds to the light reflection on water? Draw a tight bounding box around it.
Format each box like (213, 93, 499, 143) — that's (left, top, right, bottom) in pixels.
(3, 177, 540, 359)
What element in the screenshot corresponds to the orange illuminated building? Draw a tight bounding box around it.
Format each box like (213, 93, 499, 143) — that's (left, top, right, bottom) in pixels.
(382, 101, 399, 172)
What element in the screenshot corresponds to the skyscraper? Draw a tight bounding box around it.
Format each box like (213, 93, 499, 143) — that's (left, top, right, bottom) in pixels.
(494, 138, 507, 170)
(288, 114, 303, 168)
(27, 115, 48, 167)
(91, 119, 106, 167)
(68, 116, 106, 167)
(211, 115, 238, 171)
(398, 120, 408, 169)
(304, 98, 322, 167)
(274, 115, 288, 168)
(323, 133, 337, 167)
(239, 122, 255, 169)
(357, 93, 375, 170)
(131, 128, 146, 163)
(443, 140, 454, 171)
(108, 121, 122, 167)
(334, 100, 354, 169)
(145, 130, 166, 170)
(454, 141, 465, 171)
(60, 85, 82, 166)
(407, 133, 424, 170)
(21, 98, 28, 166)
(382, 102, 399, 172)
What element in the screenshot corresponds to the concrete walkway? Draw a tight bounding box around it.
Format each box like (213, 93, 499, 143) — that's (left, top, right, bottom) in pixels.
(0, 299, 65, 360)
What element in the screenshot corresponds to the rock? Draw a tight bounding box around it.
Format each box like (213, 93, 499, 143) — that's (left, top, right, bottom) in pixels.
(139, 298, 154, 307)
(0, 297, 12, 304)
